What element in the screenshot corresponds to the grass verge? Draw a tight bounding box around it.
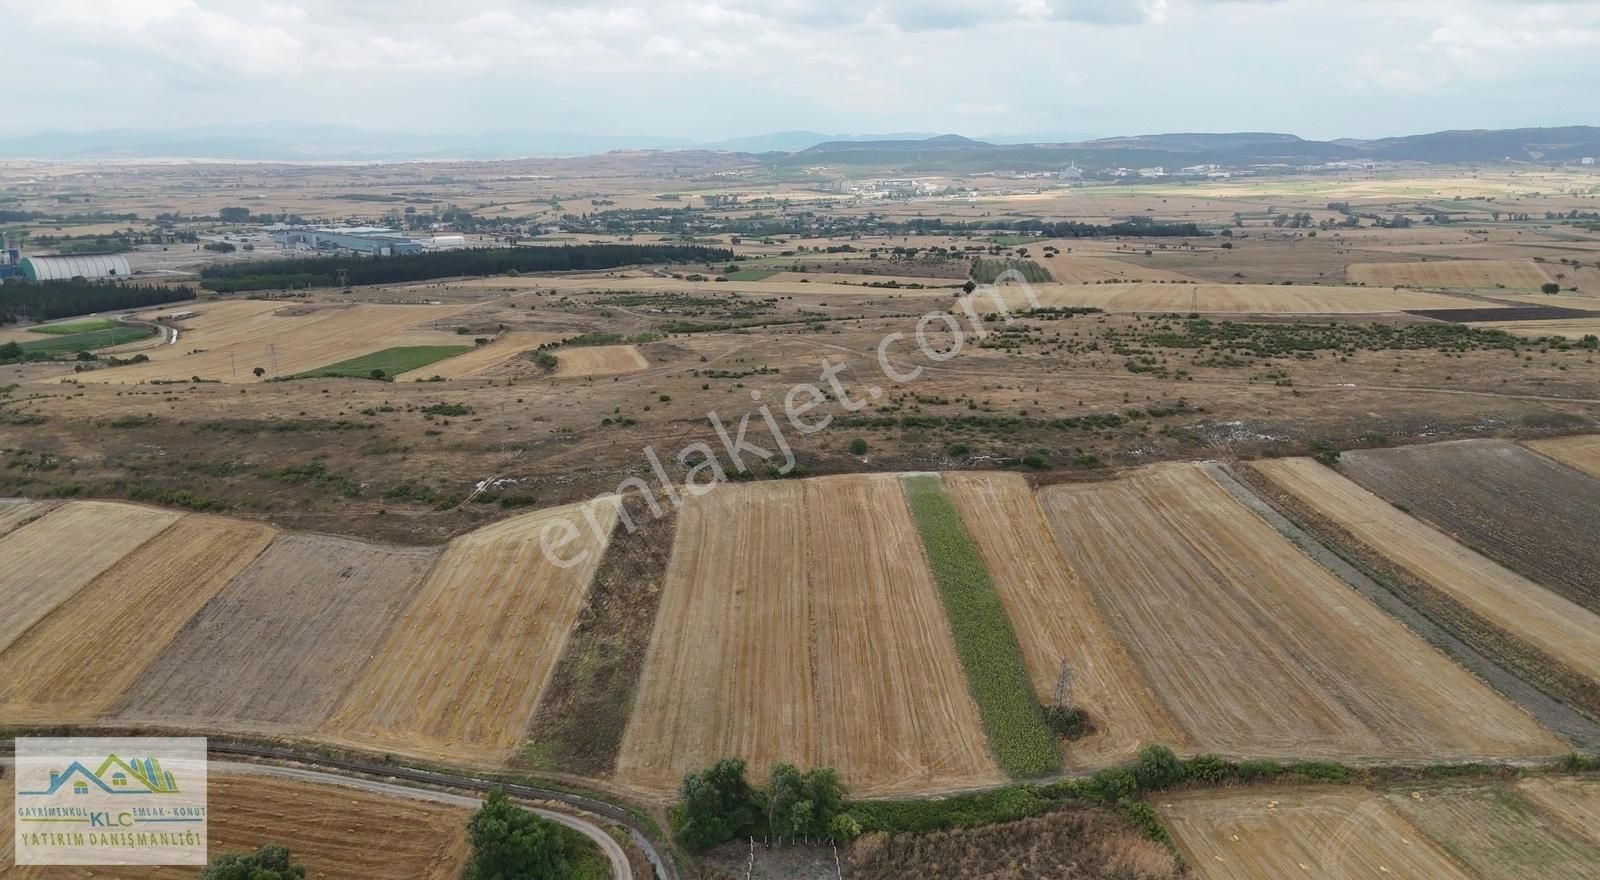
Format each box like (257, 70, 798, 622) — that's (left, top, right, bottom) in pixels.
(28, 318, 118, 335)
(21, 325, 152, 354)
(900, 473, 1059, 778)
(292, 345, 468, 380)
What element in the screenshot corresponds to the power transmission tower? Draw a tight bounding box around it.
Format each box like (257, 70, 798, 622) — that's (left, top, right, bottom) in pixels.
(1052, 658, 1074, 711)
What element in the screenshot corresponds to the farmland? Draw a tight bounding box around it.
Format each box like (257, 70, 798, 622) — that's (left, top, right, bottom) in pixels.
(617, 475, 1002, 797)
(1532, 433, 1600, 479)
(0, 500, 180, 650)
(0, 771, 474, 880)
(963, 281, 1493, 314)
(0, 514, 275, 724)
(1248, 456, 1600, 718)
(116, 534, 439, 732)
(393, 330, 559, 380)
(69, 299, 466, 383)
(553, 343, 649, 377)
(1384, 781, 1600, 878)
(1348, 258, 1552, 289)
(292, 344, 469, 380)
(942, 472, 1185, 768)
(1038, 463, 1565, 763)
(1334, 440, 1600, 614)
(320, 499, 617, 764)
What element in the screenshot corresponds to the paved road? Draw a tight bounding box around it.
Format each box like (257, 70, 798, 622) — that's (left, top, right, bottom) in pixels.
(0, 755, 642, 880)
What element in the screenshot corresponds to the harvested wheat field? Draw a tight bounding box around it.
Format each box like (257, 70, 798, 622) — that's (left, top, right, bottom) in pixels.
(1250, 457, 1600, 698)
(1039, 255, 1196, 285)
(116, 534, 440, 733)
(553, 344, 649, 377)
(963, 282, 1488, 315)
(1159, 787, 1475, 880)
(0, 515, 274, 724)
(1517, 778, 1600, 847)
(1349, 258, 1551, 289)
(0, 500, 180, 652)
(1470, 317, 1600, 339)
(321, 499, 617, 765)
(1532, 434, 1600, 479)
(618, 475, 1002, 797)
(393, 330, 559, 380)
(941, 472, 1185, 767)
(0, 772, 472, 880)
(77, 300, 464, 384)
(1039, 463, 1564, 763)
(0, 499, 56, 539)
(1383, 781, 1600, 878)
(1334, 440, 1600, 614)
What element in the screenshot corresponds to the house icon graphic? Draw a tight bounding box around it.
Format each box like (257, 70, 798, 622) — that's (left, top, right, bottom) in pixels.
(21, 755, 181, 797)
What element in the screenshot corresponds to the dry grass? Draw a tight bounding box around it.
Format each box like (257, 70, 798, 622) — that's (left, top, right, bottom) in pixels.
(617, 475, 1002, 797)
(0, 500, 181, 651)
(321, 499, 617, 765)
(393, 330, 560, 380)
(0, 499, 57, 538)
(1516, 778, 1600, 847)
(1038, 255, 1196, 285)
(942, 472, 1185, 768)
(115, 534, 439, 733)
(1531, 433, 1600, 478)
(0, 772, 473, 880)
(77, 300, 465, 384)
(1251, 456, 1600, 689)
(1470, 317, 1600, 339)
(962, 282, 1489, 315)
(1158, 787, 1476, 880)
(1383, 781, 1600, 878)
(554, 344, 649, 377)
(1348, 259, 1551, 289)
(0, 515, 275, 724)
(1038, 463, 1565, 762)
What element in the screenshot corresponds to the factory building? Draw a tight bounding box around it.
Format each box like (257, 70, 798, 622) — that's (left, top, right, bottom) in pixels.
(273, 226, 424, 256)
(19, 253, 132, 282)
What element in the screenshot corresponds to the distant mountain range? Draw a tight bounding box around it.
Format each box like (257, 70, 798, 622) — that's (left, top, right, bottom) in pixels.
(0, 123, 1594, 167)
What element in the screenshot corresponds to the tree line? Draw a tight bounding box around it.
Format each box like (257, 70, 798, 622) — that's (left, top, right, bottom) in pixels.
(0, 281, 196, 324)
(198, 244, 735, 292)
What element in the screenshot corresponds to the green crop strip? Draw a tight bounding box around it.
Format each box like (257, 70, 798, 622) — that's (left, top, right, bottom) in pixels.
(900, 473, 1060, 778)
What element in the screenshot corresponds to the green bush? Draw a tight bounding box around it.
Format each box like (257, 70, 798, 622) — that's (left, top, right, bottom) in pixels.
(675, 758, 762, 851)
(848, 437, 868, 455)
(1133, 745, 1183, 790)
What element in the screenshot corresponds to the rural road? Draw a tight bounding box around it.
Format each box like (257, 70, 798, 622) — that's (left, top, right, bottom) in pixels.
(0, 751, 668, 880)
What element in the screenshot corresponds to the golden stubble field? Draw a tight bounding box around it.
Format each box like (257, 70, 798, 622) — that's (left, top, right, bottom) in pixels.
(0, 772, 473, 880)
(617, 474, 1002, 797)
(1348, 258, 1552, 289)
(966, 281, 1492, 314)
(320, 499, 618, 764)
(1039, 463, 1566, 763)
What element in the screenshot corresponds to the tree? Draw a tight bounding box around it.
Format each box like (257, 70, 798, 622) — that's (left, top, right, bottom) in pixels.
(0, 341, 22, 363)
(675, 758, 761, 851)
(1542, 282, 1562, 295)
(253, 366, 265, 378)
(218, 207, 250, 223)
(369, 368, 386, 380)
(199, 844, 305, 880)
(767, 764, 845, 841)
(848, 438, 868, 455)
(465, 789, 572, 880)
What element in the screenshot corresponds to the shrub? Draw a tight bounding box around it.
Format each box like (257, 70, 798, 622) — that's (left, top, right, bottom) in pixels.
(1542, 282, 1561, 295)
(1133, 745, 1183, 790)
(675, 758, 762, 851)
(199, 844, 304, 880)
(848, 437, 868, 455)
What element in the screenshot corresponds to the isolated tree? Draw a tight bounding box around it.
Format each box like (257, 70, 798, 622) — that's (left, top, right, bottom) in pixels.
(1542, 282, 1562, 295)
(0, 342, 23, 362)
(252, 366, 265, 378)
(369, 368, 386, 380)
(464, 789, 571, 880)
(198, 844, 305, 880)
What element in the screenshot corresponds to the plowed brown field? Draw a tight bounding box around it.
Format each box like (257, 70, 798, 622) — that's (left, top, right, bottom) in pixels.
(1039, 463, 1564, 762)
(1252, 456, 1600, 690)
(1349, 258, 1551, 289)
(0, 515, 274, 724)
(554, 344, 649, 377)
(321, 500, 617, 764)
(0, 501, 181, 651)
(1159, 787, 1476, 880)
(1334, 440, 1600, 614)
(116, 534, 439, 733)
(617, 475, 1002, 797)
(942, 472, 1185, 767)
(0, 772, 472, 880)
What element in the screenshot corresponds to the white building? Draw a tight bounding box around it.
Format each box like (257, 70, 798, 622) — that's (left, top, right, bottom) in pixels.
(20, 253, 132, 282)
(1584, 157, 1596, 166)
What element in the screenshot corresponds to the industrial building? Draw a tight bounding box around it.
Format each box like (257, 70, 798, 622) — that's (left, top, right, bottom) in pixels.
(18, 253, 132, 282)
(272, 226, 424, 256)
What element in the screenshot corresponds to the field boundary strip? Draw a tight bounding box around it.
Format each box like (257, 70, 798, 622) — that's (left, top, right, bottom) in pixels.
(900, 473, 1060, 778)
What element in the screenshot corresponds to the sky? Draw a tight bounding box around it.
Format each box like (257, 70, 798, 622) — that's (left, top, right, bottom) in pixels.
(1, 0, 1596, 141)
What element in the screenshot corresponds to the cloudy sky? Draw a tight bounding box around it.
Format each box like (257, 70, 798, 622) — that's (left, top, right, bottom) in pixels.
(2, 0, 1596, 141)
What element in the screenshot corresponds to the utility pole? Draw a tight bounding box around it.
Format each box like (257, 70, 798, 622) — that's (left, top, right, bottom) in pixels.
(269, 344, 278, 379)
